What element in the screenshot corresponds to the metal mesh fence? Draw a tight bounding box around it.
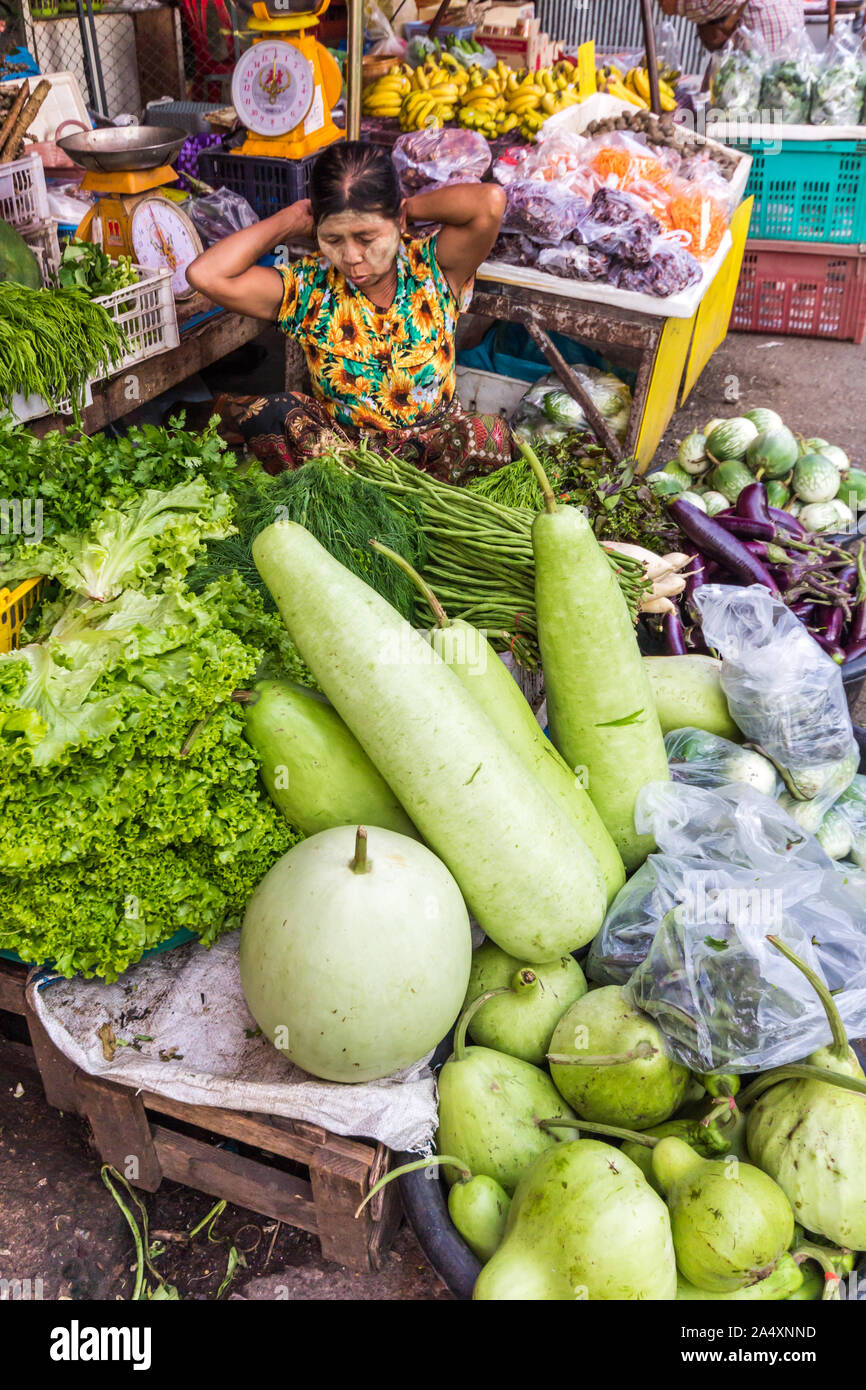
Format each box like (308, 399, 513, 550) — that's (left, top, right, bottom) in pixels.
(536, 0, 707, 75)
(21, 0, 187, 119)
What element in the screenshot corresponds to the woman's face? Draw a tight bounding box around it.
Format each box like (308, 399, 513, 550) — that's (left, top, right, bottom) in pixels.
(316, 210, 402, 290)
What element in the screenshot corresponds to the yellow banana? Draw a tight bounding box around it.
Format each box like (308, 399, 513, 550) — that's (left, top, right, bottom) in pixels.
(633, 67, 652, 102)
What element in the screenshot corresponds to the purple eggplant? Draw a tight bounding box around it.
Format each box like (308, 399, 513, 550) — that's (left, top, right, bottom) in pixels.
(683, 546, 707, 623)
(823, 607, 844, 644)
(844, 636, 866, 663)
(715, 514, 776, 542)
(736, 483, 773, 527)
(789, 601, 815, 622)
(848, 599, 866, 647)
(742, 540, 770, 560)
(664, 609, 687, 656)
(768, 507, 806, 539)
(811, 631, 845, 663)
(668, 499, 780, 595)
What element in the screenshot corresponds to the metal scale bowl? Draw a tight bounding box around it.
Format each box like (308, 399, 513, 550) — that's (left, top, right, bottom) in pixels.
(56, 125, 204, 298)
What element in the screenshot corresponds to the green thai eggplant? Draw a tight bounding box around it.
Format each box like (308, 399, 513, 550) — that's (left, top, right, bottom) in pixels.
(436, 994, 580, 1195)
(744, 938, 866, 1250)
(547, 986, 690, 1129)
(462, 941, 587, 1066)
(676, 1254, 803, 1301)
(474, 1139, 677, 1301)
(652, 1136, 795, 1293)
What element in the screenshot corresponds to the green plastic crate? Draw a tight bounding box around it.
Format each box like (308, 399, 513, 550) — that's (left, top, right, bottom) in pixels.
(737, 139, 866, 244)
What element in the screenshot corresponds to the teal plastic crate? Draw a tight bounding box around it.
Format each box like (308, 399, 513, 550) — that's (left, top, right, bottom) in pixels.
(738, 139, 866, 244)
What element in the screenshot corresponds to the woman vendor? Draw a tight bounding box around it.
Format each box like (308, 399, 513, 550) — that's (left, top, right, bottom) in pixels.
(186, 141, 509, 481)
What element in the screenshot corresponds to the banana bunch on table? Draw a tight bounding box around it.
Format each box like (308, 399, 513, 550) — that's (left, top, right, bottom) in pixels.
(599, 62, 677, 112)
(363, 55, 585, 139)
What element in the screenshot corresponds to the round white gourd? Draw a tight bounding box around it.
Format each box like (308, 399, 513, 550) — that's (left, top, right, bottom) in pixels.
(240, 824, 472, 1083)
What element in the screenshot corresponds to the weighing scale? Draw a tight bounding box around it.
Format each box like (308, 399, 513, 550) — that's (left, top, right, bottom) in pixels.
(231, 0, 343, 161)
(56, 126, 204, 299)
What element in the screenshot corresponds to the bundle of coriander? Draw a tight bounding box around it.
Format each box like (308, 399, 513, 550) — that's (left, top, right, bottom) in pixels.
(0, 283, 128, 416)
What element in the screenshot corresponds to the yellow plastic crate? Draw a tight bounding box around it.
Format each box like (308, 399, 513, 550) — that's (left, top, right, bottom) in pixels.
(0, 578, 44, 653)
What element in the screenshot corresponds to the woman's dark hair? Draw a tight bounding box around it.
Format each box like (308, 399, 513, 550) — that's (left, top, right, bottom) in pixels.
(309, 141, 403, 225)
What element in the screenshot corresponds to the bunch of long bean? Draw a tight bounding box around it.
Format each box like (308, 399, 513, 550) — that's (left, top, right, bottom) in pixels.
(337, 442, 650, 667)
(0, 282, 127, 415)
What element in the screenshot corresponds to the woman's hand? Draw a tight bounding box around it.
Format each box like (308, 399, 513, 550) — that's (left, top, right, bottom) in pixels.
(289, 198, 314, 240)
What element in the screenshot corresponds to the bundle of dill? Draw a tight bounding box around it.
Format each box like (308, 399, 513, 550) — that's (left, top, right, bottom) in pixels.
(188, 454, 425, 619)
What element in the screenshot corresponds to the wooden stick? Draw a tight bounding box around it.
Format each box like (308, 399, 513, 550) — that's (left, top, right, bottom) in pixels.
(0, 80, 51, 164)
(0, 81, 29, 160)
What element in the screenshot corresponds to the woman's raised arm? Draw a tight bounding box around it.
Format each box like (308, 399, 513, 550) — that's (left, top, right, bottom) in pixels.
(404, 182, 506, 297)
(186, 200, 315, 320)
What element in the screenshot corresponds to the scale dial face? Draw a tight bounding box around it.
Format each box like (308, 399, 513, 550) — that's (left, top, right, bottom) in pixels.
(232, 40, 315, 137)
(130, 196, 203, 299)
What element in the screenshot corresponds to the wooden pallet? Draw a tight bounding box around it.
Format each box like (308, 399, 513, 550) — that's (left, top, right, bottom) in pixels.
(0, 960, 402, 1272)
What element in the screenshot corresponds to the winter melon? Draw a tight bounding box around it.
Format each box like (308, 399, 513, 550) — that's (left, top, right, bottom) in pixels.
(0, 219, 41, 289)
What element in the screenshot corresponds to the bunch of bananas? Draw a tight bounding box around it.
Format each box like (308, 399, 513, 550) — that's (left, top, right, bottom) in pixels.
(363, 55, 584, 140)
(599, 63, 677, 113)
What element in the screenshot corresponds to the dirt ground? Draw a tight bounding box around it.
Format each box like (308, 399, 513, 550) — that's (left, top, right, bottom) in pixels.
(1, 327, 863, 1304)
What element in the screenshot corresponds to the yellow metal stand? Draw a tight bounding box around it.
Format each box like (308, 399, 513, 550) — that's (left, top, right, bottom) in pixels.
(633, 313, 697, 469)
(681, 197, 754, 404)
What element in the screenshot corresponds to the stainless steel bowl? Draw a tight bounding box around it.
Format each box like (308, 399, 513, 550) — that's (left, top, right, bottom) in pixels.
(55, 125, 188, 172)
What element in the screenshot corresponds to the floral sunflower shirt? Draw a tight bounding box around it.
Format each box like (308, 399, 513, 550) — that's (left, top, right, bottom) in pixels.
(275, 234, 470, 432)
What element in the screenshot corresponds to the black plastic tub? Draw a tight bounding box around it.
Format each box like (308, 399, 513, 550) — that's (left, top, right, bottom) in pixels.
(399, 730, 866, 1301)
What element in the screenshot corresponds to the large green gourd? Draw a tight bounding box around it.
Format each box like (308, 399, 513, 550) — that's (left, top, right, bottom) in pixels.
(0, 219, 41, 289)
(240, 678, 417, 838)
(239, 824, 471, 1083)
(252, 522, 606, 960)
(528, 461, 669, 870)
(474, 1140, 677, 1300)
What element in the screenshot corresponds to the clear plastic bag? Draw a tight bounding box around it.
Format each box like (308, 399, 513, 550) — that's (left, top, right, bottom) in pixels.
(365, 0, 406, 58)
(759, 28, 818, 124)
(495, 131, 589, 186)
(392, 128, 491, 195)
(188, 188, 259, 244)
(695, 584, 859, 818)
(607, 235, 702, 297)
(489, 232, 537, 267)
(536, 241, 610, 282)
(810, 26, 866, 127)
(501, 179, 589, 246)
(827, 773, 866, 866)
(709, 32, 762, 116)
(596, 780, 866, 1072)
(510, 369, 631, 444)
(665, 727, 782, 797)
(578, 187, 661, 267)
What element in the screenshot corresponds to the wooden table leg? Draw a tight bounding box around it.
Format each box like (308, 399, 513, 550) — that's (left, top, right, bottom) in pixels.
(76, 1072, 164, 1192)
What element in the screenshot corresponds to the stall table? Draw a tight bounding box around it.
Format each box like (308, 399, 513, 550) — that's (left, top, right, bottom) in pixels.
(25, 302, 265, 438)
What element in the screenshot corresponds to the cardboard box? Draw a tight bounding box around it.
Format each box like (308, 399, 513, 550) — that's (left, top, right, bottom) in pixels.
(479, 2, 535, 23)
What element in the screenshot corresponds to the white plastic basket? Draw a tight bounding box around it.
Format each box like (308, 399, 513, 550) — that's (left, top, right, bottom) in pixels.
(97, 263, 180, 373)
(0, 153, 50, 231)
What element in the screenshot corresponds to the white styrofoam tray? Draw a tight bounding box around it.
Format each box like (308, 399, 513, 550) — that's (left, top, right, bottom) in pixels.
(477, 228, 733, 321)
(455, 365, 528, 417)
(0, 71, 90, 143)
(706, 120, 866, 144)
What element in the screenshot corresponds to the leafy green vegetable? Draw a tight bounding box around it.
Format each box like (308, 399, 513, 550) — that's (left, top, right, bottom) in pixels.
(58, 239, 139, 297)
(760, 60, 812, 124)
(2, 476, 235, 599)
(187, 455, 425, 620)
(0, 414, 240, 569)
(0, 282, 128, 415)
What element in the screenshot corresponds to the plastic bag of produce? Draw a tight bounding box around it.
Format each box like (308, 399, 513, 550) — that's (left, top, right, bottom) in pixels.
(488, 232, 537, 267)
(809, 25, 866, 126)
(494, 131, 588, 186)
(827, 773, 866, 867)
(577, 186, 661, 266)
(759, 28, 818, 124)
(501, 179, 589, 246)
(510, 369, 631, 445)
(392, 128, 491, 195)
(665, 727, 782, 797)
(188, 187, 258, 244)
(536, 241, 610, 282)
(709, 30, 762, 116)
(607, 235, 702, 297)
(596, 781, 866, 1072)
(695, 584, 859, 820)
(365, 0, 406, 57)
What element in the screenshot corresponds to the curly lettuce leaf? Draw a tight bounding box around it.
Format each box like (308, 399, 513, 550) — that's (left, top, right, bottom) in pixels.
(2, 477, 235, 600)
